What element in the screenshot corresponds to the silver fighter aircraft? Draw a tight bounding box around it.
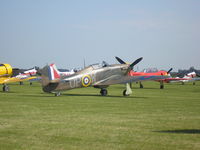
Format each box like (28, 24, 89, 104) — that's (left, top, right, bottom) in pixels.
(39, 57, 168, 96)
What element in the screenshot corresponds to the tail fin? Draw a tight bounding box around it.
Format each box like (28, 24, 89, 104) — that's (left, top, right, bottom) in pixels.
(49, 64, 60, 80)
(185, 72, 196, 78)
(39, 63, 60, 87)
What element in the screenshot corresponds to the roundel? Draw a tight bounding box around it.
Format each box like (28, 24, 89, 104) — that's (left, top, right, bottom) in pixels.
(82, 75, 92, 87)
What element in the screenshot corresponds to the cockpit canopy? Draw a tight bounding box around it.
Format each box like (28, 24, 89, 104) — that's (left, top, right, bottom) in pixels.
(89, 61, 109, 69)
(142, 68, 158, 73)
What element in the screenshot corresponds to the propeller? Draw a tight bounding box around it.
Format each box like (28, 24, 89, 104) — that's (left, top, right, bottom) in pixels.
(115, 56, 143, 73)
(167, 68, 173, 74)
(115, 56, 143, 67)
(115, 56, 126, 64)
(129, 57, 143, 70)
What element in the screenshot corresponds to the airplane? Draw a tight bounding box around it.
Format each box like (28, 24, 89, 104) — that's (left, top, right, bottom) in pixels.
(129, 68, 173, 89)
(38, 57, 168, 96)
(0, 63, 19, 91)
(0, 63, 38, 91)
(162, 71, 200, 85)
(130, 69, 200, 89)
(115, 56, 172, 89)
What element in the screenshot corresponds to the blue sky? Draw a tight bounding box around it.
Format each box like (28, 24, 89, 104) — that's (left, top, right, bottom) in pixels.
(0, 0, 200, 71)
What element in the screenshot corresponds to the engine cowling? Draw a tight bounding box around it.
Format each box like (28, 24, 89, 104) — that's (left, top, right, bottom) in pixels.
(0, 64, 13, 77)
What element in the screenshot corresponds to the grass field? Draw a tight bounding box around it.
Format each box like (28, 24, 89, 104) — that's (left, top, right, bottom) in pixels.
(0, 81, 200, 150)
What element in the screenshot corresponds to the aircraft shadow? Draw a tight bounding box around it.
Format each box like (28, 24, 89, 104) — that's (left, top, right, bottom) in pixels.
(136, 87, 160, 90)
(154, 129, 200, 134)
(62, 93, 147, 99)
(18, 93, 148, 99)
(115, 87, 160, 90)
(0, 91, 18, 94)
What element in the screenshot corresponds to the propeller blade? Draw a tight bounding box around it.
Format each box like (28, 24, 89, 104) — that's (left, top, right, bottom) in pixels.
(167, 68, 173, 74)
(130, 57, 143, 69)
(115, 56, 126, 64)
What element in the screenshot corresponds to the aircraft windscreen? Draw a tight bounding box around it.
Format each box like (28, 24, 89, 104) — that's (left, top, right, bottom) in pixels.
(90, 61, 109, 69)
(142, 68, 158, 73)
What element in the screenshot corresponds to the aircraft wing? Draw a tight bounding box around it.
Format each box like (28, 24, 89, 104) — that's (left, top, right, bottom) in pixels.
(29, 76, 41, 82)
(0, 76, 37, 84)
(94, 75, 168, 86)
(0, 77, 10, 84)
(162, 77, 200, 83)
(188, 78, 200, 82)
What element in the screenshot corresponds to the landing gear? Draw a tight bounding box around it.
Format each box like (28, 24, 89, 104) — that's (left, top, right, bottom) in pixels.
(160, 81, 164, 89)
(30, 82, 33, 86)
(3, 84, 9, 92)
(19, 81, 23, 85)
(55, 92, 61, 97)
(193, 82, 196, 85)
(130, 83, 133, 89)
(139, 82, 143, 88)
(100, 88, 108, 96)
(123, 83, 132, 96)
(123, 90, 129, 96)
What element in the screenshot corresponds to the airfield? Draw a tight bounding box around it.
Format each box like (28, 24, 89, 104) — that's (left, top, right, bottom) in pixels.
(0, 81, 200, 150)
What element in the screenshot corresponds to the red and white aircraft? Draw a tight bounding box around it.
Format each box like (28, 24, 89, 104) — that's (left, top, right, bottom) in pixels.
(129, 68, 172, 89)
(116, 57, 200, 89)
(115, 56, 172, 89)
(162, 72, 200, 85)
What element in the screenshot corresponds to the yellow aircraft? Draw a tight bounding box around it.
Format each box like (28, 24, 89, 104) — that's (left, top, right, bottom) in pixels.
(0, 63, 37, 92)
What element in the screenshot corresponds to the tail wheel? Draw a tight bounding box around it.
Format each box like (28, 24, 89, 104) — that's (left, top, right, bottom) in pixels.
(123, 90, 130, 96)
(100, 89, 108, 96)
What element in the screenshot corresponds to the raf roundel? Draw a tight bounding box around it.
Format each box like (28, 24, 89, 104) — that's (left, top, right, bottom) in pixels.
(82, 75, 92, 87)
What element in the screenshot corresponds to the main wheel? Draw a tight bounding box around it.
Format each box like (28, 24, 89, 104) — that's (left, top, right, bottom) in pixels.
(123, 90, 129, 96)
(160, 84, 164, 89)
(3, 85, 9, 92)
(140, 83, 143, 88)
(100, 89, 107, 96)
(55, 92, 61, 96)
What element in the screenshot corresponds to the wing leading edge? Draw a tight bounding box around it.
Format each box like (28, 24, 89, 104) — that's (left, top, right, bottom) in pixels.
(94, 75, 168, 86)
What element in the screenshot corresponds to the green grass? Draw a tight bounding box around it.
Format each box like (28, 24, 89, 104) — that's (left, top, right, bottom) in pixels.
(0, 81, 200, 150)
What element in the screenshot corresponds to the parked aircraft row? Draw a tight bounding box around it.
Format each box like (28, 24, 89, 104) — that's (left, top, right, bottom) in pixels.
(130, 68, 200, 89)
(0, 64, 38, 91)
(0, 57, 199, 96)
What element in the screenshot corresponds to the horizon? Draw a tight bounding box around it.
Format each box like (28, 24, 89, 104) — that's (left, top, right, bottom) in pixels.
(1, 0, 200, 71)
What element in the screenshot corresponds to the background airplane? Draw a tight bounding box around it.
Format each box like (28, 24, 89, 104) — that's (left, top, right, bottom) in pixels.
(162, 71, 200, 85)
(39, 57, 168, 96)
(129, 68, 173, 89)
(0, 63, 38, 91)
(115, 57, 172, 89)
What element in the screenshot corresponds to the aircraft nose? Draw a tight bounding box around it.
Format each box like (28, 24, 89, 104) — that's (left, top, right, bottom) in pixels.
(120, 65, 128, 74)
